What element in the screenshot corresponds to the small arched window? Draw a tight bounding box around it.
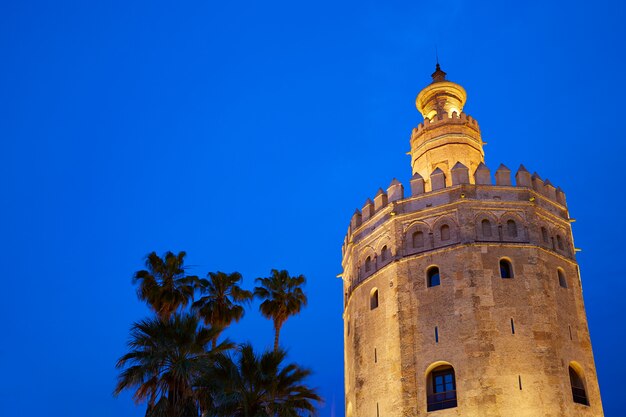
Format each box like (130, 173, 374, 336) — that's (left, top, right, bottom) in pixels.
(507, 220, 518, 237)
(381, 245, 389, 262)
(558, 268, 567, 288)
(365, 256, 372, 272)
(500, 259, 513, 279)
(440, 224, 450, 241)
(557, 235, 564, 250)
(427, 266, 440, 287)
(569, 365, 589, 406)
(541, 227, 549, 243)
(481, 219, 492, 237)
(370, 288, 379, 310)
(427, 365, 457, 411)
(412, 231, 424, 248)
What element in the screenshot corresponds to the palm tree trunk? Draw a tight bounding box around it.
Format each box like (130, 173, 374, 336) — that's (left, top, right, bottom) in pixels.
(273, 322, 281, 352)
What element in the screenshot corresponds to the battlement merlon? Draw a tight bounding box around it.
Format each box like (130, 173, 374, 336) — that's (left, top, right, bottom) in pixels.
(412, 111, 480, 137)
(343, 163, 569, 247)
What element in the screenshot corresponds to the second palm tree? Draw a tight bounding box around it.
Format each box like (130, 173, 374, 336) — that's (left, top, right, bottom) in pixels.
(254, 269, 308, 352)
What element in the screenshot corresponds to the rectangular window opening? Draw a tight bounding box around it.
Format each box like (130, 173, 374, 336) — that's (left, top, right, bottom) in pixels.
(518, 375, 522, 390)
(374, 348, 377, 363)
(511, 318, 515, 335)
(435, 326, 439, 343)
(376, 402, 380, 417)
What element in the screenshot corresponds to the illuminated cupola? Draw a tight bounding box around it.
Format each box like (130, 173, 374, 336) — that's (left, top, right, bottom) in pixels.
(415, 63, 467, 119)
(410, 64, 484, 189)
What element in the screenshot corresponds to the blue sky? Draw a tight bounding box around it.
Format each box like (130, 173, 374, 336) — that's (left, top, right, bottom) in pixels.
(1, 1, 625, 416)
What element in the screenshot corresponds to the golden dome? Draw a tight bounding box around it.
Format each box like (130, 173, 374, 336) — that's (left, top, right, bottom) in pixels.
(415, 64, 467, 120)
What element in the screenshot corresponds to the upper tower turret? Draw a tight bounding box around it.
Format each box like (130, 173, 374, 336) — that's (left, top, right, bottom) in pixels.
(410, 65, 484, 189)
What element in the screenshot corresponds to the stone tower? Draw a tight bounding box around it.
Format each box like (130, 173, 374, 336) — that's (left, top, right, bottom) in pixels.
(341, 66, 603, 417)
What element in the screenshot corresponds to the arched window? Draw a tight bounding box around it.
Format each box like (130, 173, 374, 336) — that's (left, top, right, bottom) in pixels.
(370, 288, 379, 310)
(558, 268, 567, 288)
(365, 256, 372, 272)
(507, 220, 518, 237)
(541, 227, 549, 243)
(557, 235, 564, 250)
(500, 259, 513, 279)
(440, 224, 450, 241)
(381, 245, 389, 262)
(569, 365, 589, 406)
(427, 365, 457, 411)
(412, 231, 424, 248)
(427, 266, 440, 287)
(481, 219, 492, 237)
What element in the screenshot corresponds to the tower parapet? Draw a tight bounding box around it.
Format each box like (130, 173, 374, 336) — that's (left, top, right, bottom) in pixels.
(341, 66, 603, 417)
(343, 163, 572, 293)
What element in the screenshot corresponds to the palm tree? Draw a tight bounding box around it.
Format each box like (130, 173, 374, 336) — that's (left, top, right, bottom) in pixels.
(114, 313, 232, 417)
(197, 343, 321, 417)
(254, 269, 307, 352)
(133, 251, 198, 321)
(192, 271, 253, 349)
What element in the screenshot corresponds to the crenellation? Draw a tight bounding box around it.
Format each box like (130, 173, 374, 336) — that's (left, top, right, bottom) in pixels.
(351, 209, 362, 230)
(361, 199, 374, 221)
(410, 173, 425, 196)
(531, 172, 544, 194)
(387, 178, 404, 202)
(544, 179, 557, 201)
(346, 167, 572, 245)
(495, 164, 512, 186)
(556, 187, 567, 206)
(374, 188, 388, 211)
(451, 161, 470, 185)
(412, 111, 481, 139)
(430, 167, 446, 191)
(474, 162, 491, 185)
(515, 164, 532, 188)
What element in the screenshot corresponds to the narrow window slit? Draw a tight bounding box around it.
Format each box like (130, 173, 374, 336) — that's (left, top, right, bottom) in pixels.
(376, 402, 380, 417)
(569, 325, 573, 341)
(518, 375, 522, 390)
(510, 318, 515, 334)
(374, 348, 377, 363)
(435, 326, 439, 343)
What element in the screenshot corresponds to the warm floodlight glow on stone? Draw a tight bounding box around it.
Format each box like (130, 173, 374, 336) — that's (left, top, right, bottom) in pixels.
(341, 66, 604, 417)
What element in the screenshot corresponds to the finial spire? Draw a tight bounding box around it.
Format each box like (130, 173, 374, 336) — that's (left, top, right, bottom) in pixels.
(431, 61, 447, 83)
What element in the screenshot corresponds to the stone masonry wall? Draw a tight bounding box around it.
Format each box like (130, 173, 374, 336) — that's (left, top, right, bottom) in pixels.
(342, 171, 603, 417)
